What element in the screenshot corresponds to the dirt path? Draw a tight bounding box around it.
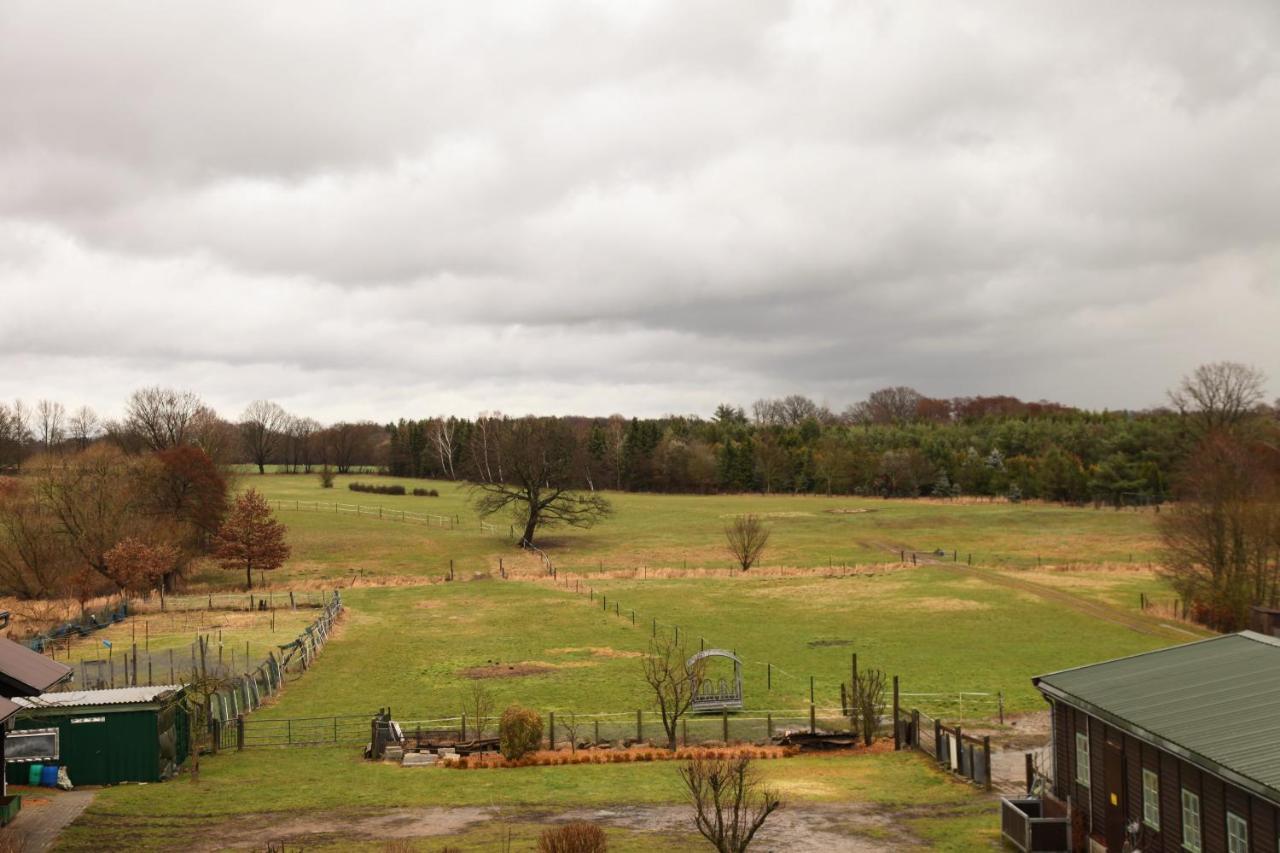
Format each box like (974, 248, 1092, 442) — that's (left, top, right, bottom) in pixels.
(0, 789, 95, 852)
(76, 802, 984, 851)
(890, 545, 1195, 642)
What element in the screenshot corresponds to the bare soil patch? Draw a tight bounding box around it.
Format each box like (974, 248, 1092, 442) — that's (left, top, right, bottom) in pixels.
(548, 646, 643, 659)
(460, 662, 561, 679)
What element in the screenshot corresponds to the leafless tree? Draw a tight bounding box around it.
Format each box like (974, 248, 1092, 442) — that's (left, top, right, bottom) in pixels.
(1169, 361, 1268, 435)
(125, 387, 205, 450)
(325, 421, 380, 474)
(68, 406, 101, 450)
(189, 407, 239, 468)
(846, 386, 924, 425)
(463, 681, 496, 740)
(0, 477, 72, 598)
(1159, 433, 1280, 629)
(851, 667, 887, 746)
(724, 514, 770, 571)
(678, 755, 782, 853)
(431, 417, 460, 480)
(0, 401, 31, 470)
(641, 632, 706, 751)
(240, 400, 290, 474)
(35, 400, 66, 450)
(467, 416, 612, 548)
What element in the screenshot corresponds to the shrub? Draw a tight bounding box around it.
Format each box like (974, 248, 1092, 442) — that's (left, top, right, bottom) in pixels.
(411, 488, 439, 497)
(499, 704, 543, 761)
(348, 482, 406, 495)
(537, 822, 608, 853)
(319, 466, 335, 488)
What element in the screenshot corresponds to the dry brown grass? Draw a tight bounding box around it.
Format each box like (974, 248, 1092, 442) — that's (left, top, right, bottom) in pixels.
(442, 743, 800, 770)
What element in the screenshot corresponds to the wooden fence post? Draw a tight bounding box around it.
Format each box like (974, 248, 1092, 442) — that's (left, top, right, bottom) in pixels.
(934, 718, 942, 762)
(809, 704, 816, 734)
(722, 710, 728, 743)
(767, 713, 773, 738)
(911, 709, 920, 749)
(549, 712, 555, 750)
(636, 710, 642, 742)
(892, 676, 900, 751)
(983, 736, 992, 791)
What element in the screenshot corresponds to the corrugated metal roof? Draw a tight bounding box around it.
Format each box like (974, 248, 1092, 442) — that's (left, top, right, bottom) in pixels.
(14, 685, 184, 709)
(0, 637, 72, 696)
(1035, 632, 1280, 797)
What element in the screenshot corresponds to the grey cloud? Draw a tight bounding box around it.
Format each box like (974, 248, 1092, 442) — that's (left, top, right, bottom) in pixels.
(0, 1, 1277, 420)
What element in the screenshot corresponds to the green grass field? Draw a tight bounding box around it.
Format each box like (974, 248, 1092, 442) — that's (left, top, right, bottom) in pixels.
(227, 472, 1165, 582)
(48, 473, 1197, 850)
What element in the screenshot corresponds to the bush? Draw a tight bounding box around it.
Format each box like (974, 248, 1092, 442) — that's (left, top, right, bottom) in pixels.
(499, 704, 543, 761)
(319, 466, 335, 489)
(537, 822, 608, 853)
(411, 488, 439, 497)
(348, 482, 406, 495)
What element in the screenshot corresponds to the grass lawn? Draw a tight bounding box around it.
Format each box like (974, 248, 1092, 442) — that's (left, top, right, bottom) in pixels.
(242, 566, 1184, 724)
(235, 473, 1164, 584)
(57, 748, 1001, 851)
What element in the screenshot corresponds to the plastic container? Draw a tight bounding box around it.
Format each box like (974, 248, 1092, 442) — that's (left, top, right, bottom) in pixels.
(39, 765, 58, 787)
(26, 764, 42, 786)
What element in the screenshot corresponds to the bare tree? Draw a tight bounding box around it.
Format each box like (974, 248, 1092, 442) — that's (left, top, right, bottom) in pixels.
(0, 401, 31, 470)
(125, 387, 205, 450)
(35, 400, 66, 450)
(431, 417, 460, 480)
(240, 400, 290, 474)
(467, 416, 612, 548)
(851, 667, 887, 746)
(68, 406, 101, 450)
(463, 681, 496, 740)
(846, 386, 924, 425)
(1169, 362, 1268, 435)
(1158, 433, 1280, 629)
(641, 633, 706, 751)
(724, 514, 770, 571)
(0, 477, 72, 598)
(678, 755, 782, 853)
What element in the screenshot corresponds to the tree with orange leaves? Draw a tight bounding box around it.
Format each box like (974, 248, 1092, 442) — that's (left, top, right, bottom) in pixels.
(213, 489, 290, 590)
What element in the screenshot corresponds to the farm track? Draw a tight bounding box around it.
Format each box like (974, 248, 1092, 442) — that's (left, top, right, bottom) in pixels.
(928, 560, 1194, 641)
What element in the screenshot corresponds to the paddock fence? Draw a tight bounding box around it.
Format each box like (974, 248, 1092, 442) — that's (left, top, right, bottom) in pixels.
(897, 704, 992, 790)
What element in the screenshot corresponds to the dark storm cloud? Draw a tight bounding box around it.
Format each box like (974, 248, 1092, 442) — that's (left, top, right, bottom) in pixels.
(0, 0, 1277, 420)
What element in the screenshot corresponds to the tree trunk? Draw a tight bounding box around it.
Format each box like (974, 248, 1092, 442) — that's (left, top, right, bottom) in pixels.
(257, 461, 266, 474)
(520, 512, 539, 548)
(246, 563, 253, 590)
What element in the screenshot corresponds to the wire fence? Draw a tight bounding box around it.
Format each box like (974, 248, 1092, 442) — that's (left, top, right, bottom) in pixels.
(269, 499, 506, 537)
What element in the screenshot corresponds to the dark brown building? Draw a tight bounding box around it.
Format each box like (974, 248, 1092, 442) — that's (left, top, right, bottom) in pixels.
(1031, 631, 1280, 853)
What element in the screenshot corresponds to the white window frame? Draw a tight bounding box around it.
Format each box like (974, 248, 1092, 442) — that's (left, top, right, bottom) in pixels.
(1226, 811, 1247, 853)
(1181, 788, 1202, 853)
(1142, 768, 1160, 829)
(1075, 731, 1090, 787)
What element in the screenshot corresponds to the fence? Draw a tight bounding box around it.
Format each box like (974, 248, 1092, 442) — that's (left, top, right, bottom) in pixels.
(269, 499, 505, 536)
(17, 600, 129, 653)
(898, 704, 992, 790)
(210, 713, 372, 750)
(46, 591, 337, 692)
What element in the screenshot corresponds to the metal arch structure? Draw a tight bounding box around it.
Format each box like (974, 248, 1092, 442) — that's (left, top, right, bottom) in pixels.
(687, 649, 744, 712)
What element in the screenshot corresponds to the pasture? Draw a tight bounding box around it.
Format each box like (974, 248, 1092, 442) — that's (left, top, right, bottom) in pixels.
(226, 472, 1167, 583)
(47, 474, 1198, 850)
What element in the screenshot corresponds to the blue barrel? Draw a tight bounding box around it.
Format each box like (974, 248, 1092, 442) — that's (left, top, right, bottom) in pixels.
(27, 764, 41, 786)
(40, 765, 58, 787)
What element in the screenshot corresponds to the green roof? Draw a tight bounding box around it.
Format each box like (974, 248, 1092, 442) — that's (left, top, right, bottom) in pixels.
(1034, 632, 1280, 801)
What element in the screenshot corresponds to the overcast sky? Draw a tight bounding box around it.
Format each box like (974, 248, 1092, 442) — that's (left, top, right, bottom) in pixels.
(1, 1, 1277, 422)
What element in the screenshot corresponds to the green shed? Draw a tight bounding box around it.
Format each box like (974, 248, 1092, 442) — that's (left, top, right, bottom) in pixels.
(6, 686, 189, 787)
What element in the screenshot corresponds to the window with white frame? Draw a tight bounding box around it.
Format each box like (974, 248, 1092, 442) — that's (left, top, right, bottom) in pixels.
(1142, 768, 1160, 829)
(1075, 732, 1090, 786)
(1227, 811, 1247, 853)
(1181, 788, 1201, 853)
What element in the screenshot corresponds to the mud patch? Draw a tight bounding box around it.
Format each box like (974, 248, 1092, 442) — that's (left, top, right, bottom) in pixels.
(460, 662, 559, 679)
